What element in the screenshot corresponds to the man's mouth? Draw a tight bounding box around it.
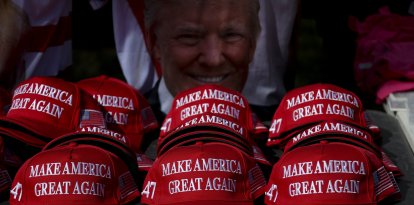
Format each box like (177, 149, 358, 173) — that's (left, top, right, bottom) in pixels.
(192, 75, 227, 83)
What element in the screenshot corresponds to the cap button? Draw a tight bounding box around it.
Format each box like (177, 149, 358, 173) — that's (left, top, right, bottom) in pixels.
(320, 140, 329, 144)
(68, 142, 77, 147)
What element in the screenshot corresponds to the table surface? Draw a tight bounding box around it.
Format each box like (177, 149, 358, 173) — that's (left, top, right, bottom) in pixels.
(366, 110, 414, 205)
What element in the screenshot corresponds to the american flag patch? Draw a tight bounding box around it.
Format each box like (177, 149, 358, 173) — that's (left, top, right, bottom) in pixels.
(80, 109, 106, 128)
(136, 153, 154, 171)
(381, 152, 398, 168)
(119, 172, 138, 199)
(248, 164, 267, 194)
(251, 113, 268, 134)
(373, 166, 400, 196)
(252, 145, 271, 166)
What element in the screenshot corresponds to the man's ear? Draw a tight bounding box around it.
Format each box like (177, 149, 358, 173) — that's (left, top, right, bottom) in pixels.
(144, 29, 161, 61)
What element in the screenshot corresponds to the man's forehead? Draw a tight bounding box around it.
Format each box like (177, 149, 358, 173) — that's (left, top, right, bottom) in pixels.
(161, 0, 244, 5)
(158, 0, 250, 11)
(157, 0, 251, 21)
(172, 20, 248, 33)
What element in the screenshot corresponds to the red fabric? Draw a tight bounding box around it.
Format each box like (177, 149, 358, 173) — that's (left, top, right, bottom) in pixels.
(9, 141, 140, 204)
(268, 83, 367, 139)
(44, 130, 153, 173)
(276, 121, 376, 154)
(157, 85, 270, 166)
(376, 80, 414, 103)
(157, 129, 253, 157)
(349, 7, 414, 99)
(159, 85, 268, 142)
(264, 141, 401, 205)
(141, 142, 267, 204)
(265, 83, 401, 179)
(25, 15, 72, 52)
(0, 76, 105, 148)
(77, 75, 158, 153)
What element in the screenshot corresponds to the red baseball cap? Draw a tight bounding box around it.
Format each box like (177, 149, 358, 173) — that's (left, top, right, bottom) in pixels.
(264, 141, 400, 205)
(268, 83, 368, 139)
(158, 85, 271, 166)
(77, 75, 158, 153)
(281, 133, 401, 178)
(160, 125, 273, 166)
(141, 142, 267, 205)
(273, 120, 377, 153)
(0, 76, 106, 148)
(159, 84, 267, 142)
(158, 127, 272, 167)
(157, 128, 253, 157)
(9, 141, 141, 205)
(267, 116, 400, 177)
(49, 125, 154, 172)
(267, 120, 372, 149)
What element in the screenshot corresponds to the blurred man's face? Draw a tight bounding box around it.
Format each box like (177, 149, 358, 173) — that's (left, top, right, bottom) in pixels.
(150, 0, 257, 96)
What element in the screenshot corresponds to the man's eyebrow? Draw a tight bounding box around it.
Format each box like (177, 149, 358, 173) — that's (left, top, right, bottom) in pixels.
(222, 23, 248, 33)
(174, 25, 203, 33)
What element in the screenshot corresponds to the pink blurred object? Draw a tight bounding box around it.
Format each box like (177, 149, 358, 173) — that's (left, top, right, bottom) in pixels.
(349, 6, 414, 102)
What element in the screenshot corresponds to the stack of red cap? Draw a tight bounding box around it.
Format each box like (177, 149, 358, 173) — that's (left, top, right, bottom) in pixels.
(77, 75, 159, 153)
(0, 76, 106, 148)
(264, 83, 402, 204)
(157, 84, 270, 166)
(9, 132, 141, 205)
(264, 141, 400, 205)
(141, 142, 267, 205)
(77, 75, 159, 170)
(140, 85, 270, 204)
(267, 83, 370, 146)
(266, 83, 401, 176)
(0, 76, 107, 195)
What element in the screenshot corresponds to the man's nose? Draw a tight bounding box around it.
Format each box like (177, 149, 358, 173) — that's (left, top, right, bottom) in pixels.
(198, 36, 224, 67)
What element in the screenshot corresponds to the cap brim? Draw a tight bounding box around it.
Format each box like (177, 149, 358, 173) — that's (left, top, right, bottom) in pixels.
(160, 200, 254, 205)
(268, 120, 325, 140)
(282, 121, 377, 154)
(161, 119, 248, 140)
(44, 131, 143, 185)
(158, 127, 272, 166)
(158, 130, 253, 157)
(162, 124, 248, 143)
(135, 153, 154, 171)
(159, 126, 252, 153)
(0, 124, 49, 148)
(0, 116, 68, 141)
(285, 135, 382, 157)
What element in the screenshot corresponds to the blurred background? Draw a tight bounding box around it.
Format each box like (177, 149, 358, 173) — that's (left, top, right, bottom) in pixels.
(71, 0, 414, 110)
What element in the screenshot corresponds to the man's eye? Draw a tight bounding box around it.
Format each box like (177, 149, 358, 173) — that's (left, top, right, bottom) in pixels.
(176, 34, 200, 45)
(223, 33, 243, 42)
